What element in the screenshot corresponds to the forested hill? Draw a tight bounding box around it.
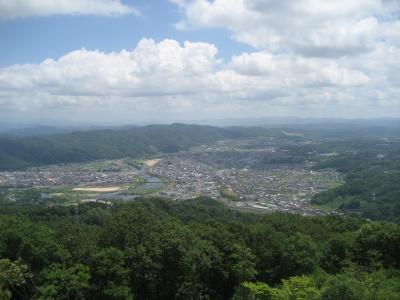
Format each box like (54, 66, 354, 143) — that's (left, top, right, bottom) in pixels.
(1, 197, 400, 299)
(0, 124, 274, 170)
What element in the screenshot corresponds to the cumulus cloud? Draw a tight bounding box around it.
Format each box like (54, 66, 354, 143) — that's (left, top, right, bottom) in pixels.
(0, 0, 138, 20)
(172, 0, 397, 58)
(0, 39, 219, 109)
(2, 37, 388, 122)
(230, 52, 370, 86)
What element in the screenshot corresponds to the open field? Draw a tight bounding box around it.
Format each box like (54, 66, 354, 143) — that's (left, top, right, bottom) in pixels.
(144, 159, 161, 167)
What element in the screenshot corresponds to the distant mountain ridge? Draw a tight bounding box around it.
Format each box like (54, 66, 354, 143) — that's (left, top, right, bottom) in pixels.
(0, 123, 274, 171)
(0, 124, 114, 138)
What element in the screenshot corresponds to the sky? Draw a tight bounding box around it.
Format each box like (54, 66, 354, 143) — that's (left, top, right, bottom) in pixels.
(0, 0, 399, 125)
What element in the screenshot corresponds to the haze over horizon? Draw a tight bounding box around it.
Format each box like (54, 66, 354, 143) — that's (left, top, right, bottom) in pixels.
(1, 0, 400, 124)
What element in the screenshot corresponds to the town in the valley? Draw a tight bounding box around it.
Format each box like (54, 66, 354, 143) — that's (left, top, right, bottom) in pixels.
(0, 138, 342, 215)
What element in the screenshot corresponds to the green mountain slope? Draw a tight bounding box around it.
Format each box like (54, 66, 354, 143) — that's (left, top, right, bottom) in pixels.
(0, 124, 273, 170)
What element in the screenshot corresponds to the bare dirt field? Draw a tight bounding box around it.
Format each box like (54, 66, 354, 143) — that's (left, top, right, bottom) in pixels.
(51, 193, 64, 196)
(144, 159, 161, 167)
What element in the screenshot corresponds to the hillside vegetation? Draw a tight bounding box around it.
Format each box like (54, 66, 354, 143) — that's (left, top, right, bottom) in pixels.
(0, 197, 399, 299)
(312, 140, 400, 222)
(0, 124, 275, 170)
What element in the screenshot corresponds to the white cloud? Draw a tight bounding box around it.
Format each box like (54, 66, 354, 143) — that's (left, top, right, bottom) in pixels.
(2, 37, 391, 122)
(173, 0, 397, 58)
(230, 52, 370, 86)
(0, 0, 138, 20)
(0, 39, 220, 110)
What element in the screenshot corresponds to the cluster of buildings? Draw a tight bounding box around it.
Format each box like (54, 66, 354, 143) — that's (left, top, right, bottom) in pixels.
(151, 144, 342, 215)
(215, 167, 340, 214)
(153, 157, 220, 199)
(0, 164, 135, 188)
(0, 137, 343, 216)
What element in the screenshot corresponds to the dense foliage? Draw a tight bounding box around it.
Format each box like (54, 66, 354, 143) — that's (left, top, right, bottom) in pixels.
(0, 197, 399, 299)
(312, 140, 400, 222)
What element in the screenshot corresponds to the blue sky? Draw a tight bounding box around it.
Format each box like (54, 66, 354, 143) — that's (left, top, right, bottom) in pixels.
(0, 1, 251, 67)
(0, 0, 399, 124)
